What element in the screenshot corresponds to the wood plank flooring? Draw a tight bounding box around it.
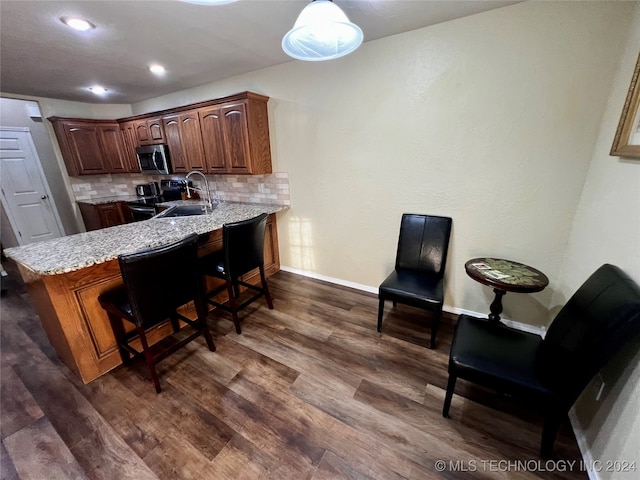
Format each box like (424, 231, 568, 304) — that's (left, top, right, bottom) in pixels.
(0, 260, 587, 479)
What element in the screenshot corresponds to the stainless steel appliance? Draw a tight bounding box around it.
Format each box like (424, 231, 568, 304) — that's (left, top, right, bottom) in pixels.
(135, 184, 152, 196)
(148, 181, 160, 196)
(160, 179, 190, 201)
(128, 186, 163, 221)
(127, 202, 157, 222)
(135, 182, 161, 197)
(136, 144, 171, 174)
(127, 180, 191, 221)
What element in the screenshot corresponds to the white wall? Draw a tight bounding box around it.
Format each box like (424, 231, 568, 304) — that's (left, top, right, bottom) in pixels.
(559, 5, 640, 478)
(133, 1, 633, 327)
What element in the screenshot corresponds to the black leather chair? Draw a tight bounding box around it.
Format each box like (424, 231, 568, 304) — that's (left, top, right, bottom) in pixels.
(378, 214, 452, 349)
(200, 213, 273, 334)
(443, 264, 640, 458)
(98, 234, 215, 393)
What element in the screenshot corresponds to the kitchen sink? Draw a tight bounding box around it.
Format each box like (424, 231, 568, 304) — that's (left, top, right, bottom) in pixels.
(154, 204, 215, 218)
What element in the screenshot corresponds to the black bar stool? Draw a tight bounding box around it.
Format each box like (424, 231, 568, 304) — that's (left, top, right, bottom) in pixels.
(200, 213, 273, 334)
(99, 233, 215, 393)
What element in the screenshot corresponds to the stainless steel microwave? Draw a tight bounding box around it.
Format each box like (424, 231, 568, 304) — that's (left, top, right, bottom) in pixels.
(136, 144, 171, 174)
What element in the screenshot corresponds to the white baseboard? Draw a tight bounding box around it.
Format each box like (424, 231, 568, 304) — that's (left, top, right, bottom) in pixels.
(280, 265, 380, 294)
(279, 266, 546, 337)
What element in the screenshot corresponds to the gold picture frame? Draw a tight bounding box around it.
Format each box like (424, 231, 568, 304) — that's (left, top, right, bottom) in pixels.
(611, 52, 640, 159)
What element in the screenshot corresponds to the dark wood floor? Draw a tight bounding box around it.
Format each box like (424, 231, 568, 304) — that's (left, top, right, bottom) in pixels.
(1, 260, 586, 480)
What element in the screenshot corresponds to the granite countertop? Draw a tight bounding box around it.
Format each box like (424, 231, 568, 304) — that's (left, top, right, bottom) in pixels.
(4, 202, 286, 276)
(78, 195, 142, 205)
(78, 196, 213, 207)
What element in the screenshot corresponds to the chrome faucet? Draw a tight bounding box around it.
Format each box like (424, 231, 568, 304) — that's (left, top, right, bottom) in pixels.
(185, 171, 214, 212)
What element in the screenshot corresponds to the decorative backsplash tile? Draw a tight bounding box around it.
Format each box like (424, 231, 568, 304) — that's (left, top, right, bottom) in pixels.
(69, 172, 290, 206)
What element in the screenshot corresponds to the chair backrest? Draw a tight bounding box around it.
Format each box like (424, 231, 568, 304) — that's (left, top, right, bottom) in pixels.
(223, 213, 268, 279)
(118, 234, 201, 328)
(538, 264, 640, 404)
(395, 213, 452, 276)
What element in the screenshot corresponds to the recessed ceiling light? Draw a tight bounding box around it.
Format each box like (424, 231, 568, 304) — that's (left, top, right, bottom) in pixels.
(60, 17, 95, 31)
(88, 86, 107, 95)
(149, 64, 166, 75)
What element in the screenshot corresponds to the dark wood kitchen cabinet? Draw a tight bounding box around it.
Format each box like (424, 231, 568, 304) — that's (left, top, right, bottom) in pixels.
(133, 117, 165, 145)
(50, 118, 129, 176)
(198, 105, 227, 173)
(160, 94, 272, 175)
(162, 111, 207, 173)
(78, 201, 131, 231)
(51, 92, 272, 176)
(98, 124, 128, 173)
(119, 121, 141, 172)
(220, 101, 252, 174)
(198, 97, 272, 174)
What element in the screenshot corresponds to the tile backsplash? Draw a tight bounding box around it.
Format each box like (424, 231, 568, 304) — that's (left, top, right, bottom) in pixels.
(70, 172, 290, 206)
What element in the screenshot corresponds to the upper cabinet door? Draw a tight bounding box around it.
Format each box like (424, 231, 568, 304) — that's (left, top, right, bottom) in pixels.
(119, 122, 140, 172)
(147, 117, 165, 143)
(133, 120, 150, 144)
(198, 106, 226, 173)
(98, 124, 128, 173)
(180, 112, 207, 171)
(134, 117, 165, 145)
(163, 112, 207, 172)
(162, 115, 188, 173)
(221, 102, 251, 174)
(60, 122, 109, 175)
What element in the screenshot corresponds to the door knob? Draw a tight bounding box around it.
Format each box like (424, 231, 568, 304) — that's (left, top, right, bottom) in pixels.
(41, 195, 48, 199)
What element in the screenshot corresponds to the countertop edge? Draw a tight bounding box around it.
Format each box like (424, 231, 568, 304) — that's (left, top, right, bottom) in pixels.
(5, 203, 287, 276)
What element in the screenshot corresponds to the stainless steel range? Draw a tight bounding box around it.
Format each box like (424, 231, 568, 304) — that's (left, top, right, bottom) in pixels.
(126, 179, 191, 221)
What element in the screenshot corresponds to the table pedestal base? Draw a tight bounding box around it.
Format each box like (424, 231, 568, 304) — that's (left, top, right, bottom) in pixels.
(489, 288, 506, 323)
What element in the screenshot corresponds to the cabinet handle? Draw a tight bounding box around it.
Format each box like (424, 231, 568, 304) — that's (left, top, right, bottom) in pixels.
(41, 195, 48, 200)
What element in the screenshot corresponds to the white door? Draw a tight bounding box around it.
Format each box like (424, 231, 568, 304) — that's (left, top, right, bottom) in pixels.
(0, 127, 64, 244)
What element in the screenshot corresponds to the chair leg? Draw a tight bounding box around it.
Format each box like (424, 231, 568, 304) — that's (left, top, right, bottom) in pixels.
(541, 409, 564, 459)
(201, 321, 216, 352)
(137, 327, 161, 394)
(260, 266, 274, 309)
(194, 297, 216, 352)
(225, 280, 242, 334)
(233, 282, 240, 299)
(430, 310, 442, 349)
(377, 298, 385, 332)
(169, 314, 180, 333)
(443, 373, 457, 417)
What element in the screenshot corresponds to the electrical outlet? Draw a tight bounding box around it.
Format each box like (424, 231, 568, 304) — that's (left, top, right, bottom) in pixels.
(594, 373, 605, 401)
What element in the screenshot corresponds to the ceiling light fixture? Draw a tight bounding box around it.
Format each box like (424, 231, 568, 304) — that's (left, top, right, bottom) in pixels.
(60, 17, 95, 31)
(88, 85, 108, 95)
(282, 0, 363, 62)
(149, 64, 166, 75)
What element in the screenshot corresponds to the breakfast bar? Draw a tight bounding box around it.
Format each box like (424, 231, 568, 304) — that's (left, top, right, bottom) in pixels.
(4, 202, 283, 383)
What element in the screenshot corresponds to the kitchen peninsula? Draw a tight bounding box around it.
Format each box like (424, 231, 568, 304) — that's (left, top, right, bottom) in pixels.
(4, 203, 283, 383)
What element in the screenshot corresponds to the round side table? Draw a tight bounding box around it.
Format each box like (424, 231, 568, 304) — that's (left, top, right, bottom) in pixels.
(465, 258, 549, 323)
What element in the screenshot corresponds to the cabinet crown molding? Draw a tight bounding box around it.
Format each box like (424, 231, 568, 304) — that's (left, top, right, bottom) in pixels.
(47, 92, 269, 125)
(118, 91, 269, 123)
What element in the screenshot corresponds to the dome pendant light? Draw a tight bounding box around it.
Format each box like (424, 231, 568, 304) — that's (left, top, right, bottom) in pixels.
(282, 0, 363, 61)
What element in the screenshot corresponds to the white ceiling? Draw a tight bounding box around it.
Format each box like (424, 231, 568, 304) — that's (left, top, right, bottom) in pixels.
(0, 0, 517, 104)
